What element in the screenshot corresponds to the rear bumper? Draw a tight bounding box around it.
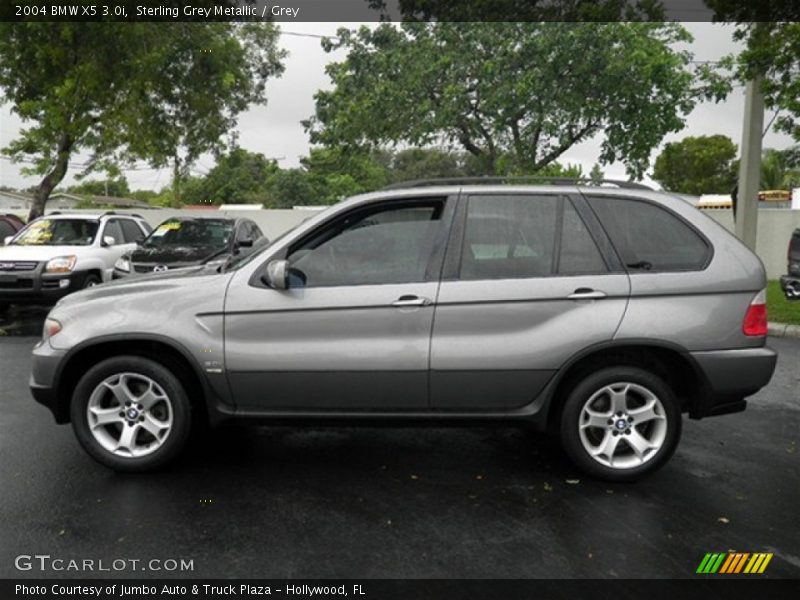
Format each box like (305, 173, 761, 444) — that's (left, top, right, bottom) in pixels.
(689, 347, 777, 418)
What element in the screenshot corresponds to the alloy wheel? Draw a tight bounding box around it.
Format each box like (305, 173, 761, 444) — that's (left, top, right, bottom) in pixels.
(86, 372, 173, 458)
(578, 382, 668, 469)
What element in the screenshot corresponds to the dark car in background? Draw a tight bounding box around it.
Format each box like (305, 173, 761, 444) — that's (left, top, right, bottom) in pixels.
(780, 228, 800, 299)
(0, 214, 25, 243)
(113, 216, 267, 278)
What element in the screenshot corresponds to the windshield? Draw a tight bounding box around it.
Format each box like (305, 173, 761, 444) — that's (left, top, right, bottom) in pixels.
(144, 219, 234, 249)
(12, 219, 99, 246)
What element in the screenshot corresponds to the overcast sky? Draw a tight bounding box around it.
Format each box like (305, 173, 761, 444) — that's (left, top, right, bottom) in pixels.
(0, 22, 795, 193)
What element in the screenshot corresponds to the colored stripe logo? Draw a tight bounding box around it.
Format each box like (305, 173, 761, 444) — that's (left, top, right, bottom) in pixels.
(696, 552, 773, 574)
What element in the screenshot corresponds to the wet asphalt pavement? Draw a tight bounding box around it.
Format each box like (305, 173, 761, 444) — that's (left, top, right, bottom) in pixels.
(0, 306, 798, 580)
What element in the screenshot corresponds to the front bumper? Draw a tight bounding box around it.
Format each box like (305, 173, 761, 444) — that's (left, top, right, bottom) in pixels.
(29, 338, 69, 423)
(780, 275, 800, 299)
(689, 347, 777, 418)
(0, 264, 89, 305)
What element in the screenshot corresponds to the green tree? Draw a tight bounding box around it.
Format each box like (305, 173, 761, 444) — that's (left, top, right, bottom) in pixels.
(367, 0, 666, 21)
(129, 189, 159, 205)
(722, 24, 800, 143)
(0, 22, 285, 219)
(266, 169, 318, 208)
(302, 147, 389, 203)
(387, 148, 467, 182)
(182, 148, 279, 205)
(589, 164, 605, 185)
(652, 135, 738, 195)
(67, 176, 130, 198)
(761, 147, 800, 191)
(307, 23, 727, 179)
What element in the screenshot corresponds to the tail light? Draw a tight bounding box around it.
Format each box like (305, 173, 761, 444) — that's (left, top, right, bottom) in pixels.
(743, 289, 767, 336)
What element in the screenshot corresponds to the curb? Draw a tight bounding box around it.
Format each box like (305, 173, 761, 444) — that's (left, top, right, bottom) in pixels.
(768, 321, 800, 339)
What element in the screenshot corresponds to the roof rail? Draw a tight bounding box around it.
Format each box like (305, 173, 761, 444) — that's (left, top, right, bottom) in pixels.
(100, 211, 117, 217)
(382, 176, 652, 191)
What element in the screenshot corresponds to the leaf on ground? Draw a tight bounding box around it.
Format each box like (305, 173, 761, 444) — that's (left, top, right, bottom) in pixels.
(718, 517, 730, 524)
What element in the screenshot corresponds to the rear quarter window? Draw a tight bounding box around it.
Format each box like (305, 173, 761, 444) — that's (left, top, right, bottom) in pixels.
(588, 195, 710, 272)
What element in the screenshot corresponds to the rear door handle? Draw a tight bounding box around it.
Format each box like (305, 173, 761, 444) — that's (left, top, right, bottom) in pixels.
(567, 288, 607, 300)
(391, 295, 432, 307)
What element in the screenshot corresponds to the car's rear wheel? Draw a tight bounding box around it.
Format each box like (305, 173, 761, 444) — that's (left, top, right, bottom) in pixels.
(71, 356, 192, 471)
(558, 366, 681, 482)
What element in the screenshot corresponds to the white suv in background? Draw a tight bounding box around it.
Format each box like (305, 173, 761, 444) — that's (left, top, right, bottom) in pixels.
(0, 212, 151, 311)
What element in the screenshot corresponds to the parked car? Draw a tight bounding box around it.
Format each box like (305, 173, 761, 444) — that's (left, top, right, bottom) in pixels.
(113, 216, 267, 278)
(30, 180, 777, 480)
(0, 212, 151, 313)
(0, 213, 25, 243)
(779, 228, 800, 299)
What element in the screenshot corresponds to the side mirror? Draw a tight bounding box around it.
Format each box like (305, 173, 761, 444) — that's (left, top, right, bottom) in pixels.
(263, 259, 289, 290)
(135, 237, 145, 245)
(3, 236, 12, 246)
(102, 235, 117, 247)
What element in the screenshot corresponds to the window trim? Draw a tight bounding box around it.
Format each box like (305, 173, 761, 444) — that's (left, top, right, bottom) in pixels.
(583, 194, 714, 274)
(249, 195, 456, 290)
(445, 192, 612, 282)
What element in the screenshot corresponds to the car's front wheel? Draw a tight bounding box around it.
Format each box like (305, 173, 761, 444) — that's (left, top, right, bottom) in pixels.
(71, 356, 192, 471)
(559, 366, 681, 482)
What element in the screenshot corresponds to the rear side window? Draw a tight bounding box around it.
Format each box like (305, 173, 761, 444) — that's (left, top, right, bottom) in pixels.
(459, 194, 606, 280)
(589, 196, 710, 271)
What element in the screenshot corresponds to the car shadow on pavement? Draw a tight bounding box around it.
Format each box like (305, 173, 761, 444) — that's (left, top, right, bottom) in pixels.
(0, 305, 51, 337)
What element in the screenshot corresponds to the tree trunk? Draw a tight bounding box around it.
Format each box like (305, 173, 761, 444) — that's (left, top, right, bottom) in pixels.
(28, 134, 73, 221)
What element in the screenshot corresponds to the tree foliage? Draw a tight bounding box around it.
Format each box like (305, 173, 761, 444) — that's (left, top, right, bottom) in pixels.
(0, 22, 285, 218)
(181, 148, 279, 205)
(723, 24, 800, 142)
(366, 0, 666, 21)
(67, 176, 130, 198)
(652, 135, 738, 194)
(761, 147, 800, 191)
(307, 23, 727, 179)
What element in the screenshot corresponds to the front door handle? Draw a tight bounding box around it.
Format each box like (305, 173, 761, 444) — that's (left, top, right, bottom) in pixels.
(391, 295, 432, 307)
(567, 288, 607, 300)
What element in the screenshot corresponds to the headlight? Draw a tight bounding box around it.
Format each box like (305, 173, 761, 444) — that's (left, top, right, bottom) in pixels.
(114, 256, 131, 272)
(45, 255, 77, 273)
(43, 318, 62, 340)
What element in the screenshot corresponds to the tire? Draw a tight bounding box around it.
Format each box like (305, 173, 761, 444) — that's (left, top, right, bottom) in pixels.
(558, 366, 681, 482)
(82, 273, 101, 288)
(71, 356, 192, 472)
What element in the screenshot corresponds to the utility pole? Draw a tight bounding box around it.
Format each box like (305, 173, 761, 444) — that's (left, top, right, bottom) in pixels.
(734, 75, 765, 251)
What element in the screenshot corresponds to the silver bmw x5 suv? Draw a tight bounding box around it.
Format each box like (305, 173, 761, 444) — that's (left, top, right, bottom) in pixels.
(30, 180, 777, 481)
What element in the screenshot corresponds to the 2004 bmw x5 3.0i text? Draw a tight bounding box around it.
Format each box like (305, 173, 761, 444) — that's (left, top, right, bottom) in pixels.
(29, 180, 777, 481)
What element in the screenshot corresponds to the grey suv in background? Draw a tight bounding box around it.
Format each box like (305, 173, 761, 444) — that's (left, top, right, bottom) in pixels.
(29, 180, 777, 480)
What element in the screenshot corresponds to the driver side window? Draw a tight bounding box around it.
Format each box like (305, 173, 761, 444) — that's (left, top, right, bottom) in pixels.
(287, 200, 445, 287)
